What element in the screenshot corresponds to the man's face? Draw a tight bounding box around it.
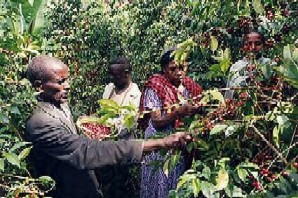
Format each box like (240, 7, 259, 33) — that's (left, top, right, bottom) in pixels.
(40, 64, 70, 104)
(243, 32, 264, 55)
(108, 65, 130, 89)
(164, 61, 187, 87)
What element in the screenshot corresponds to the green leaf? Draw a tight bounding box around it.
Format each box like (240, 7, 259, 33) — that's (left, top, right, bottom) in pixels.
(237, 162, 259, 182)
(223, 48, 231, 60)
(3, 152, 20, 168)
(192, 178, 201, 197)
(210, 125, 228, 135)
(219, 58, 231, 74)
(177, 174, 193, 189)
(283, 45, 292, 60)
(210, 36, 218, 52)
(0, 113, 9, 124)
(259, 63, 273, 79)
(9, 106, 20, 114)
(98, 99, 120, 110)
(201, 181, 216, 198)
(99, 113, 116, 125)
(252, 0, 264, 14)
(277, 115, 289, 126)
(9, 142, 31, 152)
(124, 114, 135, 129)
(292, 48, 298, 62)
(163, 158, 170, 177)
(225, 184, 246, 197)
(201, 89, 225, 105)
(0, 158, 4, 171)
(216, 168, 229, 191)
(28, 0, 34, 6)
(38, 176, 55, 184)
(201, 166, 211, 180)
(18, 146, 32, 160)
(237, 167, 248, 182)
(273, 126, 280, 148)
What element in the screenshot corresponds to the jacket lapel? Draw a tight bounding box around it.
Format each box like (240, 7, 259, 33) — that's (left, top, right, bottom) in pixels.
(37, 102, 78, 134)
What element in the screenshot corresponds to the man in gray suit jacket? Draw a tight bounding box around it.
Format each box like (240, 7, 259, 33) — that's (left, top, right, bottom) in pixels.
(25, 55, 192, 198)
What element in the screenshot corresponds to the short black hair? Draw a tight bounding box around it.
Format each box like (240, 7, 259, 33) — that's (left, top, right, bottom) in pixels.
(160, 47, 178, 72)
(108, 56, 131, 72)
(243, 30, 265, 44)
(27, 55, 64, 85)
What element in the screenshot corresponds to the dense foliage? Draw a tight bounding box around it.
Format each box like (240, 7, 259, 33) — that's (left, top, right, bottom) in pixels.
(0, 0, 55, 197)
(0, 0, 297, 197)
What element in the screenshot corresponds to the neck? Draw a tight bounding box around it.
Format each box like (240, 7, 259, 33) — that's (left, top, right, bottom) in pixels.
(38, 95, 62, 108)
(114, 81, 131, 94)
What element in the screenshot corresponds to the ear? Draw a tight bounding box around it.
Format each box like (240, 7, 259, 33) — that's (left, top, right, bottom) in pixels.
(33, 80, 43, 91)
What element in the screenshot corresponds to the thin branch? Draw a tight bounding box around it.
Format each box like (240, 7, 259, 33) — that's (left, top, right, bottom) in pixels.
(268, 142, 298, 170)
(286, 125, 297, 158)
(251, 125, 288, 165)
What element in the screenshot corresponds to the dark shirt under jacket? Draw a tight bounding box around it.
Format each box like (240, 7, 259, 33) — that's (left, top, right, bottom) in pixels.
(25, 102, 143, 198)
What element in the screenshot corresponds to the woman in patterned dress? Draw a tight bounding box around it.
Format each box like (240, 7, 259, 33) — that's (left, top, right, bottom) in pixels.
(139, 48, 203, 198)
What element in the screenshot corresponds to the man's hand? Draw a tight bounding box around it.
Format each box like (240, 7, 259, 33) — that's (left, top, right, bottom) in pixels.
(177, 103, 198, 117)
(162, 132, 192, 149)
(143, 132, 193, 153)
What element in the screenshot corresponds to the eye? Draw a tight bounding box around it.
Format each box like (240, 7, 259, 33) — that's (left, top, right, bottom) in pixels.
(169, 67, 177, 72)
(57, 78, 67, 85)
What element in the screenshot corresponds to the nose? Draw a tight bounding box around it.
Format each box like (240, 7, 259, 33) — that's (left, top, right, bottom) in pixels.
(63, 81, 70, 90)
(250, 43, 257, 51)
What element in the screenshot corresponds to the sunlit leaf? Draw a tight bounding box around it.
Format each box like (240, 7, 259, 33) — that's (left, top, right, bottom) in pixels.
(252, 0, 264, 14)
(292, 48, 298, 62)
(237, 167, 248, 182)
(216, 168, 229, 191)
(18, 147, 32, 160)
(201, 89, 225, 105)
(3, 152, 20, 168)
(202, 166, 211, 180)
(201, 181, 216, 197)
(177, 174, 192, 189)
(9, 106, 20, 114)
(0, 158, 4, 171)
(163, 158, 170, 177)
(0, 113, 9, 124)
(9, 142, 31, 152)
(124, 114, 135, 129)
(210, 125, 228, 135)
(277, 115, 289, 126)
(98, 99, 120, 110)
(225, 184, 246, 197)
(192, 178, 201, 197)
(273, 126, 280, 148)
(28, 0, 34, 6)
(210, 36, 218, 52)
(283, 45, 292, 60)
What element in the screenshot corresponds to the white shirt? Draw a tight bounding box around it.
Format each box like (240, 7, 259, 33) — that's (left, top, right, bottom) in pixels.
(225, 57, 273, 99)
(102, 82, 141, 108)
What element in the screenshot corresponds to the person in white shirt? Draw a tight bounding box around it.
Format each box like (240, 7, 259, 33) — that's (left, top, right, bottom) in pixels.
(103, 57, 141, 108)
(101, 57, 142, 197)
(225, 30, 274, 99)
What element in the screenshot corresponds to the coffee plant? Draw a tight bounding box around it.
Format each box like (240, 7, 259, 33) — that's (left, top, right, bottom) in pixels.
(0, 0, 55, 196)
(1, 0, 297, 197)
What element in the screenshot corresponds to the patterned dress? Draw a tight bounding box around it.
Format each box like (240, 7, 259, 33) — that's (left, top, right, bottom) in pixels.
(140, 88, 189, 198)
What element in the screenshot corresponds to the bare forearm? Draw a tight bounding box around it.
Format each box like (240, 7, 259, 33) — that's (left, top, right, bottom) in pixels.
(142, 132, 192, 153)
(142, 139, 165, 153)
(151, 109, 179, 129)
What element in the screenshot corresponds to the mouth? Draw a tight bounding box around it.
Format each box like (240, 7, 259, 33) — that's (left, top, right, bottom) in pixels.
(60, 92, 69, 100)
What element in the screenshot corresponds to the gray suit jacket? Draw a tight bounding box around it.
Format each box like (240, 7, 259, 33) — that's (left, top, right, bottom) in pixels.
(25, 102, 143, 198)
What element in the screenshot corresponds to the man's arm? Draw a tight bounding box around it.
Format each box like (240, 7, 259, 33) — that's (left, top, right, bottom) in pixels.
(26, 112, 191, 170)
(26, 112, 143, 169)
